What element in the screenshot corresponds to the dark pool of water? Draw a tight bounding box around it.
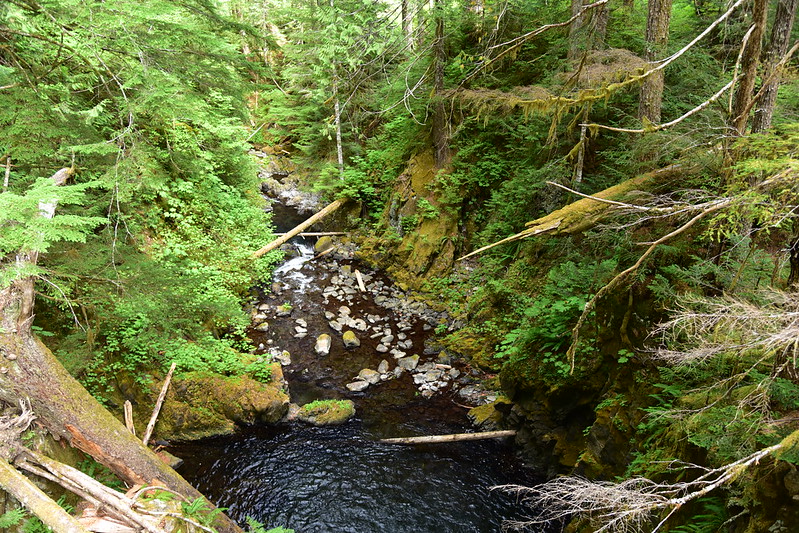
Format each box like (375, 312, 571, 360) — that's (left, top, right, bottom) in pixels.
(169, 199, 542, 532)
(171, 419, 538, 532)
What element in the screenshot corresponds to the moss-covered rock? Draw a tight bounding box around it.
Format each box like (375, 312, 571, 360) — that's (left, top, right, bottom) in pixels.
(357, 151, 460, 290)
(154, 365, 289, 440)
(295, 399, 355, 426)
(468, 398, 513, 430)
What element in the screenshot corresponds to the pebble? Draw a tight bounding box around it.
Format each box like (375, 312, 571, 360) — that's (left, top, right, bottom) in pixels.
(346, 380, 369, 392)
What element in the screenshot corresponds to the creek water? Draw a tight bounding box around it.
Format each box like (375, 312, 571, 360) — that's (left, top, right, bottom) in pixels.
(169, 201, 541, 532)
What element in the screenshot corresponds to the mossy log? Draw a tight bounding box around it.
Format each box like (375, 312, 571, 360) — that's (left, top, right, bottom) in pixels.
(459, 164, 684, 260)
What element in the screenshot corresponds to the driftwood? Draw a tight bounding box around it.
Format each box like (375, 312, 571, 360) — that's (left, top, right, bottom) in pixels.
(253, 199, 345, 258)
(0, 457, 90, 533)
(272, 231, 347, 237)
(379, 430, 517, 444)
(355, 270, 366, 292)
(124, 401, 135, 437)
(142, 362, 176, 447)
(458, 165, 684, 260)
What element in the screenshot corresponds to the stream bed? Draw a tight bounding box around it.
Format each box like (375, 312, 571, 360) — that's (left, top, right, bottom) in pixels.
(170, 201, 541, 532)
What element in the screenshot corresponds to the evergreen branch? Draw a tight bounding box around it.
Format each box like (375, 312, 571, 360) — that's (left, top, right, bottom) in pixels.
(565, 198, 730, 373)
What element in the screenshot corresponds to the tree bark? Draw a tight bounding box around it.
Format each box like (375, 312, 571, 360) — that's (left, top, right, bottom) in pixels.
(751, 0, 799, 133)
(432, 2, 449, 168)
(730, 0, 768, 135)
(638, 0, 673, 124)
(568, 0, 608, 59)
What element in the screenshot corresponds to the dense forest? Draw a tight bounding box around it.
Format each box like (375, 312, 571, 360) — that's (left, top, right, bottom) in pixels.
(2, 0, 799, 531)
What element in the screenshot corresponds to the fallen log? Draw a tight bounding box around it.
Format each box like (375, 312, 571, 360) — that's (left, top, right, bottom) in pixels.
(458, 165, 685, 261)
(253, 199, 345, 258)
(0, 457, 90, 533)
(379, 429, 517, 444)
(272, 231, 347, 237)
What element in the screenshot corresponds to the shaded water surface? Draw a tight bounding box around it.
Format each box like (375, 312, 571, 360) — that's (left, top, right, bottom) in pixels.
(170, 200, 540, 532)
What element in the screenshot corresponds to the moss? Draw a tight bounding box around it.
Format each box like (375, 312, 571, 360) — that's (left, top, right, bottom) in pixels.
(468, 398, 512, 430)
(154, 369, 289, 440)
(296, 399, 355, 426)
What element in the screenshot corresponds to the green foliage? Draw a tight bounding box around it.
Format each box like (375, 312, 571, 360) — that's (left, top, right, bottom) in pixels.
(0, 508, 26, 528)
(669, 497, 727, 533)
(0, 0, 280, 401)
(493, 259, 616, 380)
(246, 516, 295, 533)
(77, 458, 126, 491)
(181, 498, 226, 527)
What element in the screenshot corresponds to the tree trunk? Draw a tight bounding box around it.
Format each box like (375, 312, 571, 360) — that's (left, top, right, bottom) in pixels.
(751, 0, 799, 133)
(638, 0, 673, 124)
(432, 3, 449, 168)
(252, 199, 346, 258)
(379, 430, 517, 444)
(402, 0, 413, 48)
(730, 0, 768, 135)
(568, 0, 608, 60)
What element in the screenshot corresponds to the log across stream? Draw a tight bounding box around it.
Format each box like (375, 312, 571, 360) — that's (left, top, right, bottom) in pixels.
(169, 200, 543, 532)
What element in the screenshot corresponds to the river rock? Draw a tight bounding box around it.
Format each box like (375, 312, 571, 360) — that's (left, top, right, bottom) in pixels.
(296, 399, 355, 426)
(273, 350, 292, 366)
(342, 330, 361, 348)
(338, 305, 351, 316)
(315, 334, 332, 355)
(393, 366, 404, 378)
(255, 322, 269, 332)
(346, 380, 370, 392)
(397, 355, 419, 371)
(352, 318, 368, 331)
(376, 344, 389, 353)
(413, 373, 427, 385)
(380, 334, 395, 344)
(314, 236, 335, 254)
(324, 311, 335, 320)
(424, 369, 443, 382)
(377, 359, 389, 374)
(358, 368, 381, 385)
(296, 318, 307, 328)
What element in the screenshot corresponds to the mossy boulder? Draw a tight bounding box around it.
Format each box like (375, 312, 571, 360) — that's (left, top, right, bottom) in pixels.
(468, 398, 513, 430)
(155, 365, 289, 440)
(295, 399, 355, 426)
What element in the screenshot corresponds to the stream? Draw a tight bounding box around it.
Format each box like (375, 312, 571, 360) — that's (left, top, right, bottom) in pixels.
(169, 200, 541, 532)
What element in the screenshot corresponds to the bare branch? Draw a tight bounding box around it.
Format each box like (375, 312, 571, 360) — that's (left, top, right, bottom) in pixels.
(497, 432, 793, 532)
